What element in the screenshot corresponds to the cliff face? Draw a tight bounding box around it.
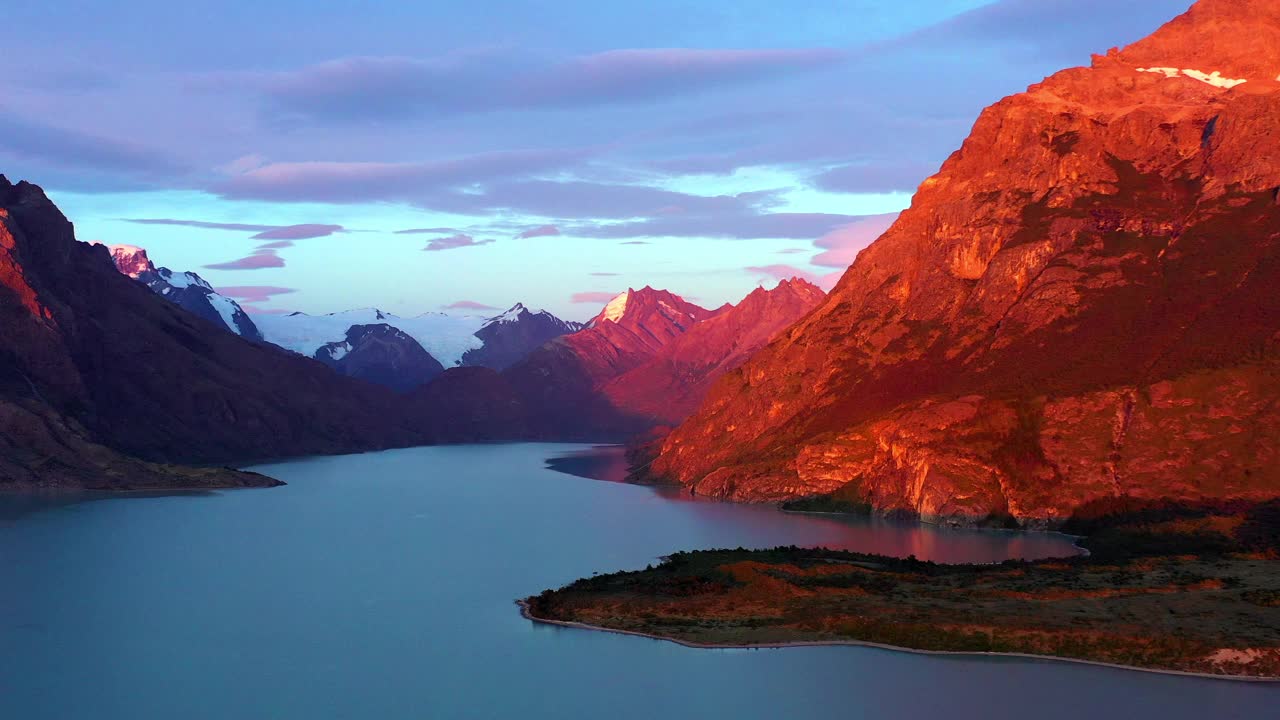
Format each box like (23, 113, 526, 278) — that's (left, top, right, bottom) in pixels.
(650, 0, 1280, 525)
(0, 176, 426, 487)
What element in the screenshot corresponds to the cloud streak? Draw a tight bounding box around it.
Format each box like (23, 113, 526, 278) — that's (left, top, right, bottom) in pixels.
(422, 233, 494, 251)
(122, 218, 345, 239)
(262, 48, 844, 124)
(216, 285, 297, 303)
(214, 148, 591, 203)
(515, 224, 561, 239)
(203, 250, 286, 270)
(444, 300, 500, 310)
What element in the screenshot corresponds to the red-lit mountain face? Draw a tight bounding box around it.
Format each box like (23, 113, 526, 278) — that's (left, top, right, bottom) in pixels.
(649, 0, 1280, 526)
(602, 279, 825, 425)
(494, 287, 722, 437)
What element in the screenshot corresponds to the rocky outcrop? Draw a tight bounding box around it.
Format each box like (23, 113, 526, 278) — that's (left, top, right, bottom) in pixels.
(648, 0, 1280, 526)
(0, 175, 427, 489)
(461, 303, 583, 370)
(315, 323, 445, 392)
(108, 245, 263, 341)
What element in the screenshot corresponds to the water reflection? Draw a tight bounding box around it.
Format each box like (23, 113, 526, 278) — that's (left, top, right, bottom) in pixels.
(546, 444, 1082, 563)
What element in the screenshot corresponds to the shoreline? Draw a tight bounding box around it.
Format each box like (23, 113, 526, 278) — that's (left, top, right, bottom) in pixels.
(517, 599, 1280, 684)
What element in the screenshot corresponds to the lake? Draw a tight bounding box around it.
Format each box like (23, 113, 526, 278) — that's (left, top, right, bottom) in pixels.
(1, 444, 1274, 718)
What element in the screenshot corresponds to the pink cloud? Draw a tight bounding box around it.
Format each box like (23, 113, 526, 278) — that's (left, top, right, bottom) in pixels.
(255, 240, 294, 250)
(811, 213, 900, 268)
(515, 224, 560, 239)
(216, 285, 298, 303)
(444, 300, 500, 310)
(422, 233, 494, 251)
(571, 291, 620, 304)
(745, 264, 820, 283)
(590, 272, 619, 277)
(203, 249, 285, 270)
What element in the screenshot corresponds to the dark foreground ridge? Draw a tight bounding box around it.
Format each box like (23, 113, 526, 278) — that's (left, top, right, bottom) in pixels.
(524, 500, 1280, 679)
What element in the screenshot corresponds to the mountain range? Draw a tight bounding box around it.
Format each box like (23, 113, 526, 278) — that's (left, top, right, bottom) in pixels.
(0, 184, 822, 486)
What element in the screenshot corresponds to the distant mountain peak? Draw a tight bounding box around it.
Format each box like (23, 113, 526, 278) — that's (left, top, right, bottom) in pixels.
(588, 286, 702, 329)
(107, 244, 154, 278)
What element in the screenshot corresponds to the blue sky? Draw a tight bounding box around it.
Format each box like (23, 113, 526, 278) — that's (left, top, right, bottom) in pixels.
(2, 0, 1192, 319)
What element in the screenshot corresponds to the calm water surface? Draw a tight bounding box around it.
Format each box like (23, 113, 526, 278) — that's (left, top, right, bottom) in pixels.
(1, 444, 1274, 719)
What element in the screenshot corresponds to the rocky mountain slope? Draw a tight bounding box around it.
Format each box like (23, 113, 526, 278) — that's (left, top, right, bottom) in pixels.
(647, 0, 1280, 526)
(316, 323, 446, 392)
(0, 176, 426, 488)
(108, 244, 263, 341)
(460, 303, 584, 370)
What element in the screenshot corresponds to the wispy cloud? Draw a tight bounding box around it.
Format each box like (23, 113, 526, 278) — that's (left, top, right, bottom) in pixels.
(122, 218, 345, 239)
(422, 233, 494, 251)
(395, 227, 459, 235)
(213, 148, 591, 203)
(261, 48, 844, 124)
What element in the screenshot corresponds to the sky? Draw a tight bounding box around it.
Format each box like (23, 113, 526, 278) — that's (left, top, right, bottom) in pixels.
(1, 0, 1193, 320)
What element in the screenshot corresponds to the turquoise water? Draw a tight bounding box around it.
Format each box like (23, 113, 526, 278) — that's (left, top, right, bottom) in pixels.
(1, 444, 1274, 719)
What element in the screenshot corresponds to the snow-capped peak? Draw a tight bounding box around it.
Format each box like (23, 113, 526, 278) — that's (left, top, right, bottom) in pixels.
(599, 290, 631, 324)
(484, 303, 531, 327)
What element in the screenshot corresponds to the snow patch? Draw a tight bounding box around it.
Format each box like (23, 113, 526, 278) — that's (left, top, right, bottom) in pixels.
(1137, 67, 1247, 89)
(206, 292, 243, 335)
(256, 308, 485, 366)
(326, 343, 350, 362)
